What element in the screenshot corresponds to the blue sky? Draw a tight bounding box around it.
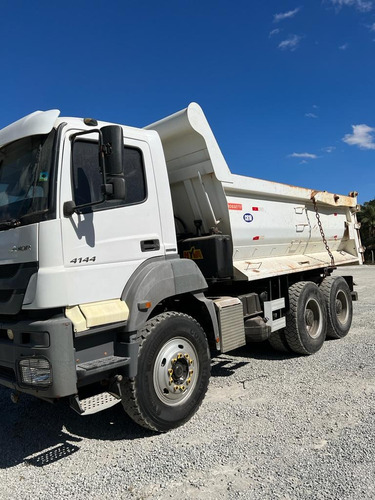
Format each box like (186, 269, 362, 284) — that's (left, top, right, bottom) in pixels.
(1, 0, 374, 203)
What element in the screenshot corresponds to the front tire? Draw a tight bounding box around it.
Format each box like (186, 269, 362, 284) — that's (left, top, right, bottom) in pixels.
(285, 281, 327, 355)
(121, 312, 211, 432)
(268, 330, 292, 353)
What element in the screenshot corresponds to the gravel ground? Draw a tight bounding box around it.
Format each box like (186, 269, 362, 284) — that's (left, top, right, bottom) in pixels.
(0, 265, 374, 500)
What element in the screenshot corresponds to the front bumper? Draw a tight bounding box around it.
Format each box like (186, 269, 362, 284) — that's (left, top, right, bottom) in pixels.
(0, 314, 139, 401)
(0, 315, 77, 399)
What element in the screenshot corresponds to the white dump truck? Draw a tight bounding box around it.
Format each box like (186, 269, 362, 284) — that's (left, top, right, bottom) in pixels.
(0, 103, 363, 431)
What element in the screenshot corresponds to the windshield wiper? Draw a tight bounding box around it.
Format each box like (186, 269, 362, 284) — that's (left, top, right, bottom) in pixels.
(18, 209, 49, 223)
(0, 209, 50, 230)
(0, 218, 21, 230)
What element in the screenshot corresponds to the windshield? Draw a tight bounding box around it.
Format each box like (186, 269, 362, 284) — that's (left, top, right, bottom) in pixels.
(0, 130, 56, 226)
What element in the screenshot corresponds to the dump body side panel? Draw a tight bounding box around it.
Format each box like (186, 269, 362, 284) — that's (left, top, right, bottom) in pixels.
(146, 103, 363, 281)
(225, 174, 362, 280)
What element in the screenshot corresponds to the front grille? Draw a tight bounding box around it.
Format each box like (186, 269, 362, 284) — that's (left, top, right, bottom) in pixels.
(0, 329, 8, 340)
(0, 290, 13, 302)
(0, 262, 38, 315)
(0, 263, 22, 279)
(0, 366, 16, 381)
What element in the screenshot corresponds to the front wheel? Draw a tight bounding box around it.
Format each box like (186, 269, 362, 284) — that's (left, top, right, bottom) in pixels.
(268, 330, 292, 353)
(121, 312, 211, 432)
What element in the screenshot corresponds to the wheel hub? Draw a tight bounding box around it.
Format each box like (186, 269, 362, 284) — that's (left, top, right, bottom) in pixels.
(305, 309, 315, 328)
(171, 358, 188, 382)
(153, 337, 198, 406)
(335, 290, 349, 324)
(335, 298, 343, 315)
(304, 298, 323, 339)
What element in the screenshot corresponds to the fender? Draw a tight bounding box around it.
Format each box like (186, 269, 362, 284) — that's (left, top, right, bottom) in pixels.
(122, 256, 209, 332)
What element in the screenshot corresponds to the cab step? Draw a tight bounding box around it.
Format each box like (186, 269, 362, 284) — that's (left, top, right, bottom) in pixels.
(70, 392, 121, 415)
(76, 355, 131, 380)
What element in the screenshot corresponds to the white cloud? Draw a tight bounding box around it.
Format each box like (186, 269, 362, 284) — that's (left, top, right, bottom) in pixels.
(274, 7, 301, 23)
(370, 22, 375, 30)
(269, 28, 281, 37)
(305, 113, 318, 118)
(322, 146, 336, 153)
(339, 42, 349, 50)
(343, 124, 375, 149)
(289, 152, 318, 159)
(329, 0, 373, 12)
(278, 35, 302, 51)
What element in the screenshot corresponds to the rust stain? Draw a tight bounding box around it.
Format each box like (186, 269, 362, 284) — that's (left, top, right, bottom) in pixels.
(311, 190, 356, 208)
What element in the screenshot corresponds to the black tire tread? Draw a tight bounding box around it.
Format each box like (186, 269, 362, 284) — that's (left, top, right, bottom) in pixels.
(121, 312, 208, 432)
(320, 276, 352, 339)
(284, 281, 325, 355)
(268, 330, 292, 353)
(319, 276, 336, 338)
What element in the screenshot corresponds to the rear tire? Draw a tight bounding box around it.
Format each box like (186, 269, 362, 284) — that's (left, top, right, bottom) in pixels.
(121, 312, 211, 432)
(320, 276, 352, 339)
(285, 281, 327, 355)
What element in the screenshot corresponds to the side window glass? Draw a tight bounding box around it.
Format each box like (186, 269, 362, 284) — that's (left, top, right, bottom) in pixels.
(72, 140, 102, 206)
(123, 147, 146, 204)
(72, 140, 147, 209)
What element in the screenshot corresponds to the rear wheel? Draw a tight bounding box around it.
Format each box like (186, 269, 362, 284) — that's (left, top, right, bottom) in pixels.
(285, 281, 327, 355)
(320, 276, 352, 339)
(121, 312, 211, 432)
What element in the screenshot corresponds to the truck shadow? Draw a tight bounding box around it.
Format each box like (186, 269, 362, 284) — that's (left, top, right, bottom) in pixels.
(240, 341, 298, 360)
(0, 388, 152, 469)
(210, 341, 297, 378)
(0, 343, 294, 469)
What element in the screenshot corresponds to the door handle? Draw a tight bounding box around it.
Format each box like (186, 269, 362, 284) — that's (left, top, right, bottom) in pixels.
(141, 239, 160, 252)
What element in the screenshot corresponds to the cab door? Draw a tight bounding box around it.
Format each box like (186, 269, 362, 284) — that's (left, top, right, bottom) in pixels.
(60, 129, 164, 306)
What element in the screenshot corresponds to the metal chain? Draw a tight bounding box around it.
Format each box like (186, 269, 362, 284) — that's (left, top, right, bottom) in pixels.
(312, 197, 335, 267)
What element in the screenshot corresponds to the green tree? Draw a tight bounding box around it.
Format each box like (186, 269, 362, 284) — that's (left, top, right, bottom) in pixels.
(358, 199, 375, 261)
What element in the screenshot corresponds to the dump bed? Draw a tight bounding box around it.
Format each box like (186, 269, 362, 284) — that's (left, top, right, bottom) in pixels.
(146, 103, 363, 281)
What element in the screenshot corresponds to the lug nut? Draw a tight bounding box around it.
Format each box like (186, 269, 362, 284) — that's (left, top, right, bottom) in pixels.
(177, 353, 183, 359)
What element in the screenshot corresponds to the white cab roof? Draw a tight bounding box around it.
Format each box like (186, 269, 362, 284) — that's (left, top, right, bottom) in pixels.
(0, 109, 60, 148)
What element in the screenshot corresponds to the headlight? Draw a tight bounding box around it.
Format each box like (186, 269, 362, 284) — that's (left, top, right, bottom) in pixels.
(18, 358, 52, 387)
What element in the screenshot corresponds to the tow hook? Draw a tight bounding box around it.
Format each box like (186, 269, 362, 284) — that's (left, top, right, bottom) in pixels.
(10, 391, 20, 404)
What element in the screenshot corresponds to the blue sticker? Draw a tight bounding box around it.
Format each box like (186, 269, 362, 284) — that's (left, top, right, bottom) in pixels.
(243, 213, 254, 223)
(39, 172, 49, 182)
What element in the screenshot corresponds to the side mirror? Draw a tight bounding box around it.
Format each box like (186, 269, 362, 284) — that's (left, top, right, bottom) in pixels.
(64, 126, 125, 218)
(101, 125, 123, 175)
(63, 200, 77, 217)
